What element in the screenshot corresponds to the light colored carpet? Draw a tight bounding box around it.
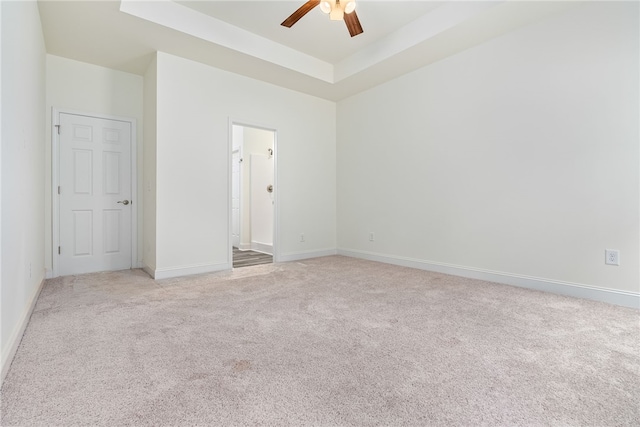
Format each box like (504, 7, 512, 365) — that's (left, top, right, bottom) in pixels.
(1, 256, 639, 426)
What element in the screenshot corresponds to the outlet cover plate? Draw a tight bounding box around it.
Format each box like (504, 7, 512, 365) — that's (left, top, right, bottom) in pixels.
(605, 249, 620, 266)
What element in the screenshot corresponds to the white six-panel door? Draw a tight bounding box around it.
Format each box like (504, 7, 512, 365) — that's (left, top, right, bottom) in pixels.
(58, 113, 132, 275)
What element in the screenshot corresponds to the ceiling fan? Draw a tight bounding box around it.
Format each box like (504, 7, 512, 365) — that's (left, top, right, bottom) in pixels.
(281, 0, 364, 37)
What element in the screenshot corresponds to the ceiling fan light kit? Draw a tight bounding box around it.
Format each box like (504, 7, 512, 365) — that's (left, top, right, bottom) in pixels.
(282, 0, 363, 37)
(321, 0, 356, 21)
(319, 1, 332, 14)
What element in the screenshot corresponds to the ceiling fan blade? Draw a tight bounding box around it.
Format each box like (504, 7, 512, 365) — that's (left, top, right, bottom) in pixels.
(344, 10, 363, 37)
(281, 0, 320, 28)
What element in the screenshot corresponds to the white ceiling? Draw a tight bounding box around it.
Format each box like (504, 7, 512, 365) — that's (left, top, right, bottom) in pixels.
(176, 1, 444, 64)
(38, 0, 578, 101)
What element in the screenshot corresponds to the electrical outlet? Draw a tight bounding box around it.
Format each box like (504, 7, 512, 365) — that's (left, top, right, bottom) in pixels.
(369, 232, 375, 242)
(605, 249, 620, 266)
(300, 233, 305, 243)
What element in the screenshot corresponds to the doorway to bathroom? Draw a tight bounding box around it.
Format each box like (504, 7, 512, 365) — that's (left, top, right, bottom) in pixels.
(231, 123, 276, 268)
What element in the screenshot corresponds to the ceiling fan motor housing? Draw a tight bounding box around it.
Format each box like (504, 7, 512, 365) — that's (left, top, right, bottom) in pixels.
(282, 0, 363, 37)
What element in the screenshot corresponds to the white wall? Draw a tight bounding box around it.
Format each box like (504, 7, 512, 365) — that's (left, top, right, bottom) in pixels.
(1, 0, 46, 381)
(143, 55, 157, 272)
(337, 2, 639, 300)
(150, 52, 336, 277)
(45, 55, 144, 274)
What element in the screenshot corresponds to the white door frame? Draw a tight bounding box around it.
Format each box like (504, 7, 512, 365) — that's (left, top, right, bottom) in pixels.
(228, 118, 279, 264)
(52, 108, 138, 278)
(231, 147, 243, 249)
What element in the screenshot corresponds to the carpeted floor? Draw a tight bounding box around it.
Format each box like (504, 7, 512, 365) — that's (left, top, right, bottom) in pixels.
(1, 256, 639, 426)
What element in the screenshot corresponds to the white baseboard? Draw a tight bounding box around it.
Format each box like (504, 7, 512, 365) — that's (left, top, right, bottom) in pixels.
(278, 248, 337, 263)
(1, 277, 46, 386)
(338, 248, 639, 309)
(237, 243, 251, 251)
(251, 241, 273, 255)
(142, 264, 155, 279)
(146, 261, 231, 280)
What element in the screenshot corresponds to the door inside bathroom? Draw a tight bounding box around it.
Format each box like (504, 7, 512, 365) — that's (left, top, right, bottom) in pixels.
(231, 124, 275, 268)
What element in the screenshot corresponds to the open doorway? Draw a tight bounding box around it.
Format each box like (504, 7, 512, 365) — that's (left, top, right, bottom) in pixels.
(231, 123, 276, 268)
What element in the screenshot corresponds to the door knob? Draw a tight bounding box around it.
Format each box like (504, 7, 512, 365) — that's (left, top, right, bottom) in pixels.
(117, 200, 130, 205)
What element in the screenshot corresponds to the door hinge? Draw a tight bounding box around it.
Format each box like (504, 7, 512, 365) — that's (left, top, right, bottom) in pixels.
(58, 186, 61, 195)
(55, 125, 60, 135)
(58, 246, 61, 255)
